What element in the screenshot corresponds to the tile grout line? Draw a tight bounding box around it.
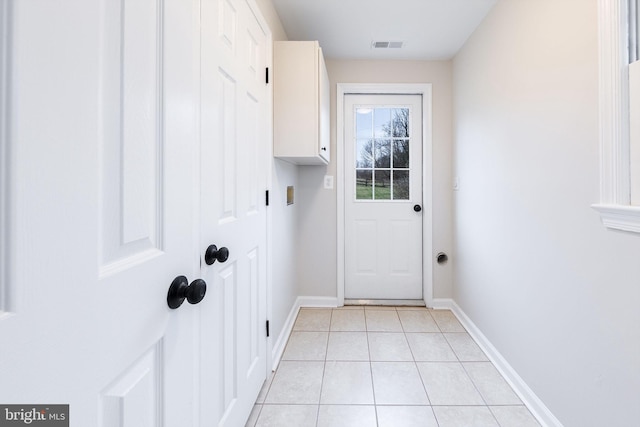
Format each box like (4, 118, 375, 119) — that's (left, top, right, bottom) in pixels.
(364, 307, 380, 426)
(460, 360, 503, 424)
(315, 308, 335, 427)
(407, 309, 439, 425)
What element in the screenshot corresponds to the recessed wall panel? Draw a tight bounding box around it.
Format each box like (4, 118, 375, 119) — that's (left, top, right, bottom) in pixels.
(99, 0, 163, 276)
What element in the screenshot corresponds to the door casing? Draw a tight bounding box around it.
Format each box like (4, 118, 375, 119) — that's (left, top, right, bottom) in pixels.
(337, 83, 433, 307)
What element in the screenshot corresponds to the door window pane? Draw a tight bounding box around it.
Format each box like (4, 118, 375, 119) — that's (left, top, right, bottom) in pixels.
(356, 139, 373, 168)
(356, 108, 373, 138)
(356, 170, 373, 200)
(374, 108, 392, 137)
(374, 170, 391, 200)
(392, 108, 409, 137)
(393, 139, 410, 168)
(374, 139, 391, 168)
(393, 170, 410, 200)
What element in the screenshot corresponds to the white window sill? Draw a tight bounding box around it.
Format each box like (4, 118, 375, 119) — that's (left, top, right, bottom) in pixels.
(592, 204, 640, 233)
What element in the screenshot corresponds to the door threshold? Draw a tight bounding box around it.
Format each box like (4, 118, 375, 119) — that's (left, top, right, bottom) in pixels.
(344, 299, 426, 307)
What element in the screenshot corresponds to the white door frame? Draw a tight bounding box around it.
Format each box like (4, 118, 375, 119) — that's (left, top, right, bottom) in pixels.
(337, 83, 433, 307)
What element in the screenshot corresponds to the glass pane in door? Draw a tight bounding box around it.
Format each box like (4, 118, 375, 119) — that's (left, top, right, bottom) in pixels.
(374, 170, 392, 200)
(356, 170, 373, 200)
(354, 106, 412, 202)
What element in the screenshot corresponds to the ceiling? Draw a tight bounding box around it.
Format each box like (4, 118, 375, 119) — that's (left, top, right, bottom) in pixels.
(270, 0, 497, 60)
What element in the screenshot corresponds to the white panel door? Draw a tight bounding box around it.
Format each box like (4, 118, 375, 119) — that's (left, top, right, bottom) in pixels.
(0, 0, 200, 426)
(199, 0, 269, 425)
(344, 94, 423, 300)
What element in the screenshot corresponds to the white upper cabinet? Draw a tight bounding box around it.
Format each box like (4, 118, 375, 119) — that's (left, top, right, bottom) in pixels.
(274, 41, 330, 165)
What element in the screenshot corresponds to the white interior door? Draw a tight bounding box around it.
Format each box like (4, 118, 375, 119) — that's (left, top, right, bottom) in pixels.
(344, 94, 424, 300)
(0, 0, 201, 426)
(199, 0, 269, 425)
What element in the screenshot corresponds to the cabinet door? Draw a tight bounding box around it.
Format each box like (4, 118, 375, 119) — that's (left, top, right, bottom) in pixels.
(274, 41, 329, 165)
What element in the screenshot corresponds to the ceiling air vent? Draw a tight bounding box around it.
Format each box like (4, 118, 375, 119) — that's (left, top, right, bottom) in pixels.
(372, 41, 404, 49)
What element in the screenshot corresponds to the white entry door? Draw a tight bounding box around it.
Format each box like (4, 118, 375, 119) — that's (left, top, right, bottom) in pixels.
(198, 0, 270, 425)
(0, 0, 200, 426)
(344, 94, 424, 300)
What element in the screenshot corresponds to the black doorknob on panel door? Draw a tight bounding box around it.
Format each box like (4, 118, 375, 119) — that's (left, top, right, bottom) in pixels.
(205, 245, 229, 265)
(167, 276, 207, 309)
(414, 204, 422, 212)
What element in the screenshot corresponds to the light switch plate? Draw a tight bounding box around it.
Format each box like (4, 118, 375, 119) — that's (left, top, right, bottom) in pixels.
(324, 175, 334, 189)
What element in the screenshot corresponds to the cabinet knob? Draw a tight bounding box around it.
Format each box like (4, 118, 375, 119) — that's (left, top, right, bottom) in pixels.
(321, 147, 327, 151)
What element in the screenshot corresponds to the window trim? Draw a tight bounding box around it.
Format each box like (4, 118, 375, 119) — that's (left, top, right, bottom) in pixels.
(592, 0, 640, 233)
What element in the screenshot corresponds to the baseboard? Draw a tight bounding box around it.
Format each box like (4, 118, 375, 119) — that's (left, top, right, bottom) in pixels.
(436, 298, 563, 427)
(270, 301, 299, 372)
(270, 296, 339, 371)
(431, 298, 455, 310)
(297, 296, 339, 308)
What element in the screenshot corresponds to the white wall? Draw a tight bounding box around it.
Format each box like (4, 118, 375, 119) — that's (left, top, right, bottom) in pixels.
(297, 59, 455, 300)
(254, 0, 299, 348)
(453, 1, 640, 426)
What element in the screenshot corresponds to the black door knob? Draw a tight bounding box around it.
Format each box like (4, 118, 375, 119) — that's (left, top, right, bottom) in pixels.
(205, 245, 229, 265)
(167, 276, 207, 309)
(414, 204, 422, 212)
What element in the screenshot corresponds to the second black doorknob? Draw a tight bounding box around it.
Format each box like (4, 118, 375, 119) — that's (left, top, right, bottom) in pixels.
(205, 245, 229, 265)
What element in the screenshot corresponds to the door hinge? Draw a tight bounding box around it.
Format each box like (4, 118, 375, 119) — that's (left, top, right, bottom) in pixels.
(266, 67, 269, 84)
(265, 190, 270, 206)
(266, 320, 270, 337)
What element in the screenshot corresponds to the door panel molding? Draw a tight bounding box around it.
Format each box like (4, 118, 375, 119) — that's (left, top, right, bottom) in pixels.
(337, 83, 433, 307)
(98, 0, 165, 276)
(100, 342, 164, 427)
(0, 0, 11, 315)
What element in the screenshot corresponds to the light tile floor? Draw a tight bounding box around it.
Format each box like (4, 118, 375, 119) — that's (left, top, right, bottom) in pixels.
(246, 307, 541, 427)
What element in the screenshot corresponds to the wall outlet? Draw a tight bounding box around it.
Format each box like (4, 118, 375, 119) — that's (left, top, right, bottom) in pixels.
(324, 175, 334, 189)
